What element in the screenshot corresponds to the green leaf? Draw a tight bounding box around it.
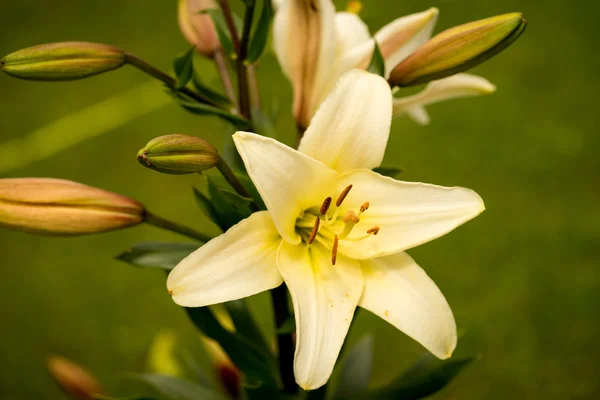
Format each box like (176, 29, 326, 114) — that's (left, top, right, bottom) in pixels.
(372, 166, 403, 179)
(202, 9, 236, 59)
(185, 307, 279, 387)
(275, 316, 295, 335)
(192, 74, 232, 110)
(176, 99, 249, 128)
(225, 299, 270, 353)
(367, 41, 385, 77)
(93, 396, 156, 400)
(234, 172, 267, 210)
(247, 0, 274, 63)
(207, 175, 251, 229)
(333, 335, 374, 398)
(251, 108, 277, 137)
(173, 46, 196, 89)
(217, 187, 254, 214)
(135, 373, 226, 400)
(192, 187, 227, 232)
(245, 387, 297, 400)
(116, 242, 200, 271)
(340, 353, 474, 400)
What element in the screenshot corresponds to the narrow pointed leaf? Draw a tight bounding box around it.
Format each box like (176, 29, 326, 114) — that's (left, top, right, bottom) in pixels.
(116, 242, 200, 270)
(193, 187, 227, 231)
(173, 47, 196, 89)
(225, 299, 270, 352)
(177, 99, 249, 128)
(247, 0, 274, 63)
(372, 166, 403, 178)
(275, 316, 295, 335)
(201, 9, 236, 59)
(185, 307, 279, 387)
(192, 74, 232, 109)
(217, 187, 254, 214)
(135, 373, 226, 400)
(367, 41, 385, 77)
(334, 335, 374, 398)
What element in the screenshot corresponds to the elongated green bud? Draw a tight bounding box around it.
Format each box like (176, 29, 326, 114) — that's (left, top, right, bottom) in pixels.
(1, 41, 126, 81)
(137, 134, 220, 175)
(390, 13, 526, 87)
(0, 178, 144, 236)
(47, 356, 105, 399)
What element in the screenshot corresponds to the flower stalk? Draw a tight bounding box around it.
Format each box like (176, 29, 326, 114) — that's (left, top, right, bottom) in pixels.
(216, 157, 259, 212)
(124, 53, 220, 107)
(145, 211, 213, 242)
(236, 0, 257, 124)
(271, 284, 298, 393)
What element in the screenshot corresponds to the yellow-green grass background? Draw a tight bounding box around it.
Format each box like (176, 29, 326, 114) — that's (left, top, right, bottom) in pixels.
(0, 0, 597, 398)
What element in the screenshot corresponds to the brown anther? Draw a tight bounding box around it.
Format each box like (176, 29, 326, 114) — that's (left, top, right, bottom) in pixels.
(336, 185, 353, 207)
(331, 235, 339, 265)
(308, 217, 320, 244)
(360, 202, 370, 213)
(320, 197, 332, 215)
(367, 226, 380, 235)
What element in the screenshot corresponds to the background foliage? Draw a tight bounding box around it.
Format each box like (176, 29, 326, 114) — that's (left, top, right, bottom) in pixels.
(0, 0, 597, 398)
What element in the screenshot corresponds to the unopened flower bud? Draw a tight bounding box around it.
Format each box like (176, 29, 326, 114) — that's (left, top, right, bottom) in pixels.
(0, 178, 144, 236)
(201, 336, 240, 399)
(47, 356, 105, 400)
(178, 0, 221, 57)
(137, 134, 220, 175)
(1, 42, 126, 81)
(390, 13, 526, 87)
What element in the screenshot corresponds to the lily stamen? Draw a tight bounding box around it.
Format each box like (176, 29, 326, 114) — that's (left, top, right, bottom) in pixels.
(331, 235, 339, 265)
(320, 197, 332, 215)
(367, 226, 380, 235)
(336, 185, 353, 207)
(359, 202, 370, 214)
(308, 217, 320, 244)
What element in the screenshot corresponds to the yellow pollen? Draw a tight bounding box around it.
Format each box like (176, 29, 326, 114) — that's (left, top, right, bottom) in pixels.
(359, 202, 370, 213)
(308, 217, 320, 244)
(320, 197, 332, 215)
(367, 226, 380, 235)
(346, 1, 363, 15)
(336, 185, 353, 207)
(332, 235, 339, 265)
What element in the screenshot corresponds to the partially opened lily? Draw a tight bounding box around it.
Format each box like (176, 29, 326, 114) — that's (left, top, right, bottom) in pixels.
(167, 70, 485, 390)
(273, 0, 496, 128)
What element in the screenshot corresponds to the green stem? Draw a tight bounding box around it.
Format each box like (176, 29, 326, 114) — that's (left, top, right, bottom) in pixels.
(145, 211, 212, 242)
(124, 53, 219, 107)
(213, 49, 238, 109)
(217, 0, 241, 53)
(307, 386, 327, 400)
(216, 157, 259, 212)
(236, 0, 257, 124)
(270, 284, 298, 394)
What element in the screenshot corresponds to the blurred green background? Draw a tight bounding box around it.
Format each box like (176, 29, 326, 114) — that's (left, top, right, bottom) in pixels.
(0, 0, 598, 398)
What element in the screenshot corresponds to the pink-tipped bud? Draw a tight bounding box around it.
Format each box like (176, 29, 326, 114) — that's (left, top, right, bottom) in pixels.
(0, 178, 145, 236)
(201, 336, 241, 399)
(178, 0, 221, 57)
(47, 356, 105, 400)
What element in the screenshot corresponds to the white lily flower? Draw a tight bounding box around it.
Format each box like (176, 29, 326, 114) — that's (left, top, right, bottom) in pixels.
(167, 70, 485, 390)
(272, 1, 495, 128)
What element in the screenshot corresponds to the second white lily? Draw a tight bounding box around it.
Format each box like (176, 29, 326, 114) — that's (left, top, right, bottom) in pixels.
(167, 70, 485, 390)
(273, 0, 495, 128)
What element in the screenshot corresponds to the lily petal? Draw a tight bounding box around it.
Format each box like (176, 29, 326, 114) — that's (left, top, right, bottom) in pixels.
(376, 7, 439, 77)
(335, 12, 371, 57)
(393, 73, 496, 124)
(273, 0, 337, 128)
(298, 69, 392, 173)
(359, 252, 456, 359)
(167, 211, 283, 307)
(336, 169, 485, 259)
(277, 241, 364, 390)
(234, 132, 337, 244)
